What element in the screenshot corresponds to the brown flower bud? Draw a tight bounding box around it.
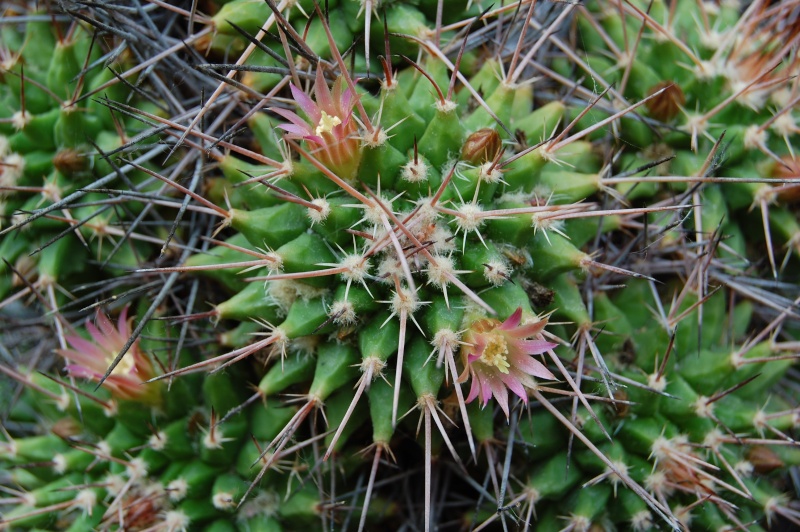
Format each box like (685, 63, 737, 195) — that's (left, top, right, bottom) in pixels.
(746, 446, 784, 474)
(53, 148, 89, 175)
(645, 81, 686, 122)
(769, 155, 800, 203)
(461, 128, 501, 164)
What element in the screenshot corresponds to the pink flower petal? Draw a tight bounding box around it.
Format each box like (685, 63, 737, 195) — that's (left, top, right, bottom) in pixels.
(290, 84, 320, 122)
(64, 364, 103, 380)
(505, 320, 547, 339)
(516, 339, 557, 355)
(59, 339, 107, 371)
(498, 371, 527, 402)
(497, 307, 523, 331)
(277, 123, 314, 137)
(488, 376, 510, 418)
(314, 68, 335, 115)
(466, 372, 481, 403)
(475, 370, 493, 406)
(509, 353, 556, 381)
(271, 108, 314, 133)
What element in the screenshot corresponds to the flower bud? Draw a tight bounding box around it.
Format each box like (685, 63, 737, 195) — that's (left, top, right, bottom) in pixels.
(461, 128, 501, 165)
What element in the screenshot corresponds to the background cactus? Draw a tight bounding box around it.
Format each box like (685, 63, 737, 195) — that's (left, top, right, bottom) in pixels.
(1, 1, 799, 531)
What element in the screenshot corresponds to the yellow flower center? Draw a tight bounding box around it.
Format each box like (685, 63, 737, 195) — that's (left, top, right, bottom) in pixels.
(316, 111, 342, 136)
(481, 332, 510, 374)
(111, 354, 136, 376)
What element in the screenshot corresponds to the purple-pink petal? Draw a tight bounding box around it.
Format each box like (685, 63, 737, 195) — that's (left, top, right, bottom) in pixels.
(64, 364, 102, 380)
(60, 339, 106, 370)
(289, 84, 320, 122)
(497, 307, 523, 331)
(277, 123, 314, 137)
(488, 377, 510, 418)
(271, 108, 313, 132)
(466, 372, 481, 403)
(508, 351, 556, 380)
(314, 69, 335, 115)
(497, 371, 527, 402)
(516, 339, 557, 355)
(506, 320, 547, 339)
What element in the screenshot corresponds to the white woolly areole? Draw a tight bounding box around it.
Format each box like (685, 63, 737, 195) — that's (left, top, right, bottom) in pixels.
(126, 457, 148, 480)
(213, 491, 237, 510)
(391, 286, 421, 315)
(329, 299, 357, 325)
(11, 110, 31, 130)
(693, 60, 717, 80)
(567, 515, 590, 531)
(52, 454, 67, 474)
(364, 194, 393, 226)
(56, 392, 71, 412)
(148, 430, 168, 451)
(770, 87, 793, 108)
(673, 505, 693, 529)
(268, 280, 328, 313)
(699, 29, 724, 50)
(631, 510, 653, 532)
(771, 114, 797, 137)
(401, 158, 429, 183)
(339, 254, 371, 284)
(1, 154, 26, 189)
(435, 99, 457, 113)
(167, 478, 189, 501)
(606, 459, 629, 488)
(429, 224, 455, 254)
(426, 255, 455, 287)
(0, 136, 9, 157)
(307, 198, 331, 224)
(752, 408, 768, 430)
(478, 162, 503, 184)
(734, 460, 754, 478)
(644, 470, 671, 496)
(743, 125, 767, 150)
(703, 429, 725, 450)
(693, 396, 714, 418)
(104, 474, 126, 497)
(163, 510, 190, 531)
(413, 197, 439, 225)
(484, 259, 510, 286)
(647, 372, 667, 392)
(96, 441, 112, 458)
(362, 127, 388, 148)
(455, 203, 484, 233)
(433, 328, 460, 351)
(72, 489, 97, 515)
(376, 257, 403, 283)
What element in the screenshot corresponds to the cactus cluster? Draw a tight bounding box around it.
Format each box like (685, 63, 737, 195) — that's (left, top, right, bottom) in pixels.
(1, 1, 799, 531)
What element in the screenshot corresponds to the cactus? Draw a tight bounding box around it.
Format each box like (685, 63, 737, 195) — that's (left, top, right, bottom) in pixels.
(2, 1, 799, 531)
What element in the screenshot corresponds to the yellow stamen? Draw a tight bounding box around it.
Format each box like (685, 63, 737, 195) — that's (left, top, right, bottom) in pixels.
(110, 354, 135, 376)
(481, 333, 510, 373)
(316, 111, 342, 136)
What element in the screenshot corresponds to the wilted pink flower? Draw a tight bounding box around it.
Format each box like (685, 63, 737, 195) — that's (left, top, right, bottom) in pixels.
(271, 68, 361, 180)
(56, 307, 160, 404)
(458, 308, 556, 418)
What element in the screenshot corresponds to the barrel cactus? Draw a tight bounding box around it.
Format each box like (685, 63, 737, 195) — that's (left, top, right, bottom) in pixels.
(1, 0, 798, 531)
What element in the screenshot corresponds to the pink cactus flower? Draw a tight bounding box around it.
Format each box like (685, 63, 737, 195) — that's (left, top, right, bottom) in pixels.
(459, 308, 557, 418)
(271, 68, 361, 180)
(56, 307, 160, 404)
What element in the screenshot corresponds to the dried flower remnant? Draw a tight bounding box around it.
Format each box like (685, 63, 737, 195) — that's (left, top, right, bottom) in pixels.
(271, 69, 362, 180)
(459, 307, 556, 418)
(56, 307, 160, 404)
